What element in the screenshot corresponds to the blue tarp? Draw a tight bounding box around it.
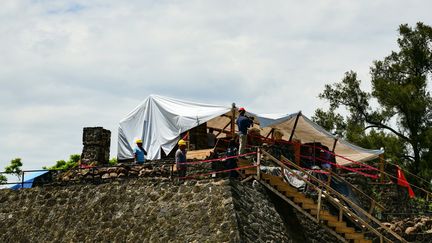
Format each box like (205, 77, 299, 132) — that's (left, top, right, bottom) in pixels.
(8, 171, 48, 190)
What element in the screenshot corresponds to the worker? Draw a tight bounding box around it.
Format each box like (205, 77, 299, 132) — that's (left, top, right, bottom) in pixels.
(236, 107, 254, 155)
(176, 139, 188, 178)
(134, 139, 148, 164)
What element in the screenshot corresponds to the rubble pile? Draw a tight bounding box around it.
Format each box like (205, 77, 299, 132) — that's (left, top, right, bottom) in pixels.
(382, 216, 432, 241)
(53, 163, 173, 183)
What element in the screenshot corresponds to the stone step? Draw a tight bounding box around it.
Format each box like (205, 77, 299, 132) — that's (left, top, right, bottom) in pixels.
(344, 233, 364, 240)
(275, 184, 297, 193)
(354, 239, 372, 243)
(320, 214, 339, 222)
(282, 190, 302, 199)
(309, 209, 331, 216)
(327, 220, 347, 228)
(334, 226, 355, 234)
(301, 203, 317, 210)
(269, 178, 287, 186)
(262, 173, 281, 182)
(293, 196, 314, 205)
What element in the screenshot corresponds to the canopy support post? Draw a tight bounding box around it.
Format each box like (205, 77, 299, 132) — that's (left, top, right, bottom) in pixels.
(332, 138, 338, 152)
(289, 112, 301, 142)
(231, 103, 236, 138)
(265, 128, 274, 139)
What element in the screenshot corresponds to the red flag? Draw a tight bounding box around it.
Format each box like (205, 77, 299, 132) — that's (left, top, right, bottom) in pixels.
(397, 166, 415, 198)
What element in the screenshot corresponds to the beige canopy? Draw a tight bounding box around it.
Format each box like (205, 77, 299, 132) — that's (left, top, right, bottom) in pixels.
(207, 111, 383, 166)
(119, 95, 383, 165)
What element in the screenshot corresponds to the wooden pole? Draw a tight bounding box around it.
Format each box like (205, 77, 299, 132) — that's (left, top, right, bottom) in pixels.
(326, 169, 332, 187)
(231, 103, 236, 138)
(331, 138, 338, 152)
(257, 147, 261, 179)
(317, 189, 322, 221)
(265, 128, 274, 139)
(289, 112, 301, 142)
(369, 200, 376, 215)
(21, 171, 24, 189)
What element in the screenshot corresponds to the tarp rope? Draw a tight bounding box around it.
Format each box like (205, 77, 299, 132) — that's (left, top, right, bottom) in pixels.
(179, 164, 257, 179)
(300, 155, 379, 179)
(179, 152, 257, 165)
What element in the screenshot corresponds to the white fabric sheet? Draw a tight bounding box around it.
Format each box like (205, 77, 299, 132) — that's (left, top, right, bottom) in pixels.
(118, 95, 231, 160)
(118, 95, 383, 165)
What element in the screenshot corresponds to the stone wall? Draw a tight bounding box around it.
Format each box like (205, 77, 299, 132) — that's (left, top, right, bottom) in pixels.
(0, 178, 240, 242)
(0, 177, 305, 242)
(230, 180, 296, 242)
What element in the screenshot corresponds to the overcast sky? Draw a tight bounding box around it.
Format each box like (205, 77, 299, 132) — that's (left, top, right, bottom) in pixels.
(1, 0, 431, 171)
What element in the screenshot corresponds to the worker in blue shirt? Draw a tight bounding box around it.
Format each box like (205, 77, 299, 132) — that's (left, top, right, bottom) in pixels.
(134, 139, 148, 164)
(236, 107, 254, 155)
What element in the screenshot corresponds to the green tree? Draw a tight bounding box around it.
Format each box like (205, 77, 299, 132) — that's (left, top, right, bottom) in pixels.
(4, 158, 23, 180)
(109, 157, 118, 166)
(0, 174, 7, 184)
(314, 22, 432, 180)
(43, 154, 80, 171)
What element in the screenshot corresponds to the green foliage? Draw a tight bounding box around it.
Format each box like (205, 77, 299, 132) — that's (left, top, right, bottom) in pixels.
(313, 108, 346, 137)
(43, 154, 80, 171)
(0, 174, 7, 184)
(314, 22, 432, 183)
(108, 157, 118, 166)
(4, 158, 23, 180)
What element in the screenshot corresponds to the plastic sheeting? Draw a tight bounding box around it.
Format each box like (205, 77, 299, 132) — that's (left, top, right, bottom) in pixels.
(8, 171, 48, 190)
(118, 95, 231, 160)
(118, 95, 383, 165)
(256, 113, 384, 165)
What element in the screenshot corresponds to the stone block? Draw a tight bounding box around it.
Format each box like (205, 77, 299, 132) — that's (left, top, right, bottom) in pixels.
(82, 127, 111, 146)
(81, 127, 111, 166)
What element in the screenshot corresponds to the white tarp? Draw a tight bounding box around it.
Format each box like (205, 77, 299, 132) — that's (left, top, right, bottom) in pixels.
(118, 95, 383, 165)
(256, 112, 384, 165)
(118, 95, 231, 160)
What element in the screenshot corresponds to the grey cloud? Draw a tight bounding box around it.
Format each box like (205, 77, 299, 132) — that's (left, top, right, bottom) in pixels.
(1, 0, 431, 170)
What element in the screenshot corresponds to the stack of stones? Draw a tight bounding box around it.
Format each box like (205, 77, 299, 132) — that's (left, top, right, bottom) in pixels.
(81, 127, 111, 166)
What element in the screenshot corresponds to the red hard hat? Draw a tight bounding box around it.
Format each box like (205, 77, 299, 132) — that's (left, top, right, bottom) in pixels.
(238, 107, 245, 112)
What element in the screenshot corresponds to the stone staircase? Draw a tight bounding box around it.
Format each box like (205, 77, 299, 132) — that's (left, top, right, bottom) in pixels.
(261, 173, 371, 243)
(236, 150, 407, 243)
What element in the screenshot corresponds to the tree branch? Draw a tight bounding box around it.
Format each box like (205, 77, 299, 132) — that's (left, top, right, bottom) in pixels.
(363, 117, 411, 142)
(401, 155, 415, 161)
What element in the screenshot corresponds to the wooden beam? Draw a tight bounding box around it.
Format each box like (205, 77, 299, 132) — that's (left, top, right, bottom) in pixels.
(265, 128, 274, 139)
(289, 112, 301, 141)
(332, 138, 338, 152)
(231, 103, 236, 137)
(211, 122, 231, 137)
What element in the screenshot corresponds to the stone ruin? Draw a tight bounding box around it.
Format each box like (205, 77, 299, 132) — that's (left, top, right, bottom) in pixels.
(80, 127, 111, 166)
